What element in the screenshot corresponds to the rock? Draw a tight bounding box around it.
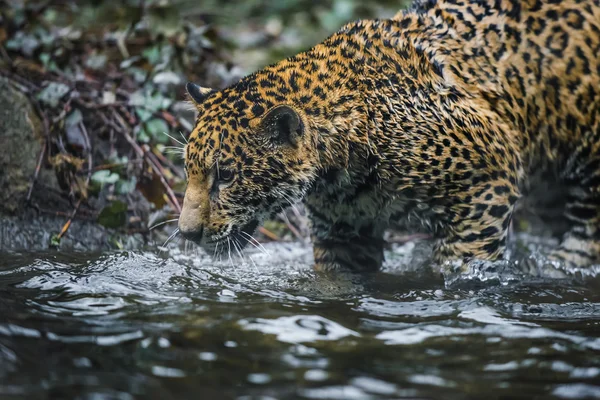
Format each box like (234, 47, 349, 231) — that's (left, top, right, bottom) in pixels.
(0, 211, 146, 252)
(0, 76, 51, 214)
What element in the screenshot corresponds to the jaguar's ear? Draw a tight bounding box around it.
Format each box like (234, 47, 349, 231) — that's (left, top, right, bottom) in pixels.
(261, 105, 303, 147)
(186, 82, 213, 105)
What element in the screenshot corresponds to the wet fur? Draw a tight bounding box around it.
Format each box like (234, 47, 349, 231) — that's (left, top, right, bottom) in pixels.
(180, 0, 600, 273)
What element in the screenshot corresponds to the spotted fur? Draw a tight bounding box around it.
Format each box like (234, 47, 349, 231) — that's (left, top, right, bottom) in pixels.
(178, 0, 600, 273)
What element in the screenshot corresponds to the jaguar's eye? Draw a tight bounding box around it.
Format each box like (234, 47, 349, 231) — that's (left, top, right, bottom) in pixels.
(218, 169, 234, 184)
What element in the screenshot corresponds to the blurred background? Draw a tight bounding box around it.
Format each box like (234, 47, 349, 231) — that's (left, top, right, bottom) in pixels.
(0, 0, 408, 249)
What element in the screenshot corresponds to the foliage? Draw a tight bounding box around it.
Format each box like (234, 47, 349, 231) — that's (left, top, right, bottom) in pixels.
(0, 0, 233, 237)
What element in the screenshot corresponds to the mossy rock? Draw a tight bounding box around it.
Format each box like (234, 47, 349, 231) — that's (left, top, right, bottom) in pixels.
(0, 77, 58, 214)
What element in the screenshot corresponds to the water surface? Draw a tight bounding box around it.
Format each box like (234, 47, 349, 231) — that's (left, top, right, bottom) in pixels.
(1, 238, 599, 399)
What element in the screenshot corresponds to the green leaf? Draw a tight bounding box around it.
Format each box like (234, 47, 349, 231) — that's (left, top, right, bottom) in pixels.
(116, 177, 137, 195)
(127, 67, 148, 83)
(142, 46, 161, 65)
(135, 108, 153, 123)
(145, 118, 170, 143)
(98, 201, 128, 229)
(136, 128, 150, 143)
(6, 31, 40, 56)
(50, 234, 61, 248)
(153, 71, 181, 85)
(65, 108, 83, 128)
(39, 52, 51, 68)
(129, 89, 172, 123)
(37, 82, 70, 108)
(128, 90, 146, 107)
(146, 92, 172, 112)
(91, 170, 120, 185)
(135, 125, 151, 143)
(85, 52, 108, 70)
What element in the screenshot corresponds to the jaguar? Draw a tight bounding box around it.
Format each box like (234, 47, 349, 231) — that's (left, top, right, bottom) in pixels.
(178, 0, 600, 274)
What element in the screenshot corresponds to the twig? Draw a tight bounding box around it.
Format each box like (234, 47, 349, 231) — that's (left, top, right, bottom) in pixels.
(152, 147, 185, 179)
(78, 120, 93, 188)
(145, 149, 182, 214)
(0, 44, 13, 65)
(280, 213, 304, 242)
(0, 70, 37, 91)
(109, 108, 181, 214)
(116, 104, 136, 126)
(387, 233, 430, 243)
(111, 108, 134, 138)
(26, 138, 47, 203)
(80, 160, 143, 174)
(258, 227, 280, 241)
(55, 198, 83, 242)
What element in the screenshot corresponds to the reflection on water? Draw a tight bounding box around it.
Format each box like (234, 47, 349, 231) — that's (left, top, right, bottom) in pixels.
(0, 236, 599, 399)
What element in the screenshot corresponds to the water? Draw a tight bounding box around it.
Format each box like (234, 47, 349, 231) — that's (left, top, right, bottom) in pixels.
(1, 237, 599, 400)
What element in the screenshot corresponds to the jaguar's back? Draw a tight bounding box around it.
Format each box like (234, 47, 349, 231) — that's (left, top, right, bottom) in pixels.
(395, 0, 600, 173)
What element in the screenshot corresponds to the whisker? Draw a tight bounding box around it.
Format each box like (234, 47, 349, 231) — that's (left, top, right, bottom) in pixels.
(162, 131, 186, 147)
(280, 193, 301, 214)
(162, 228, 180, 248)
(227, 237, 234, 268)
(289, 204, 305, 222)
(163, 151, 185, 159)
(232, 238, 245, 262)
(149, 218, 179, 231)
(179, 130, 189, 144)
(159, 228, 180, 256)
(239, 231, 269, 256)
(240, 234, 266, 254)
(212, 240, 219, 261)
(233, 238, 258, 274)
(284, 194, 302, 214)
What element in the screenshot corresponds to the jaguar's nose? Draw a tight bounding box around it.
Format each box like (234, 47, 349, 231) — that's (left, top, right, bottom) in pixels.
(179, 180, 208, 244)
(179, 224, 204, 243)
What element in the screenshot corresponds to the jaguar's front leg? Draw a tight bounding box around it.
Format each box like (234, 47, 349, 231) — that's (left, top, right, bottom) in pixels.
(307, 205, 386, 273)
(434, 180, 519, 267)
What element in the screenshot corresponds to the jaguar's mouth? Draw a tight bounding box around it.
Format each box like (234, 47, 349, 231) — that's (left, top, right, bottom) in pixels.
(229, 219, 260, 250)
(205, 219, 260, 256)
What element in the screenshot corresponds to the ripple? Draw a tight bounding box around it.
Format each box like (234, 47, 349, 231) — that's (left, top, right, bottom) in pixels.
(458, 306, 538, 326)
(239, 315, 360, 344)
(356, 297, 473, 318)
(17, 252, 192, 301)
(151, 366, 186, 378)
(552, 384, 600, 399)
(407, 374, 456, 388)
(505, 302, 600, 321)
(376, 324, 600, 349)
(350, 377, 398, 395)
(299, 386, 371, 400)
(38, 297, 128, 316)
(43, 330, 144, 346)
(0, 324, 41, 338)
(247, 373, 272, 384)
